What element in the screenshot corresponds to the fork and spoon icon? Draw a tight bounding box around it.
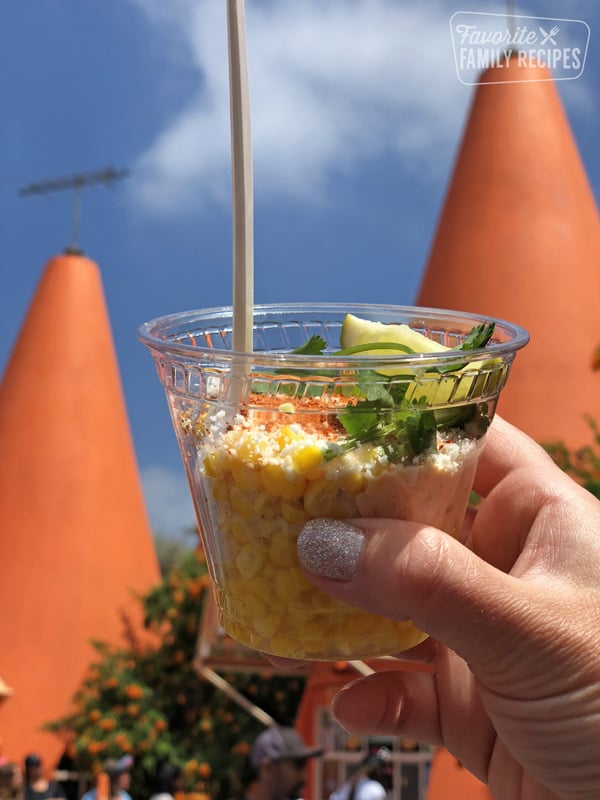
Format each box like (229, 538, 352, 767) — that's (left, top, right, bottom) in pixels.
(539, 25, 560, 45)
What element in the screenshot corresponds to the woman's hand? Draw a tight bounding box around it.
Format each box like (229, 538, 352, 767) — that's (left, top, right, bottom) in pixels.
(296, 417, 600, 800)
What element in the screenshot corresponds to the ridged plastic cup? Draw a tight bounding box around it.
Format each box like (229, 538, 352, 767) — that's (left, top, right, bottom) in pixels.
(139, 304, 528, 660)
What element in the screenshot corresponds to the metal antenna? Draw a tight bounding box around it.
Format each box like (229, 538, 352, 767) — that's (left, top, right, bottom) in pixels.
(19, 166, 130, 253)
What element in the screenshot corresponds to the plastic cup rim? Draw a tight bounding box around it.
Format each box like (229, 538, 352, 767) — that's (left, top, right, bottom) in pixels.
(137, 302, 530, 368)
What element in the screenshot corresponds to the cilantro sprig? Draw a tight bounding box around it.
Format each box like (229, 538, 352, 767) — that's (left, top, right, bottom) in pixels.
(291, 335, 327, 355)
(435, 322, 495, 373)
(456, 322, 495, 351)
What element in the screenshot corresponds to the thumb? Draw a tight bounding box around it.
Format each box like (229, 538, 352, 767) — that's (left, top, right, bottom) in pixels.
(297, 517, 538, 672)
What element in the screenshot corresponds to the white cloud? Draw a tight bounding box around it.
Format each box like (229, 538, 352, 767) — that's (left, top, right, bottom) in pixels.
(128, 0, 473, 214)
(141, 464, 196, 536)
(128, 0, 596, 215)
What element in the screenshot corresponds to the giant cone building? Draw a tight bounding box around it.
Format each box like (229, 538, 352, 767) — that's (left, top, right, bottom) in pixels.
(0, 251, 160, 765)
(418, 59, 600, 448)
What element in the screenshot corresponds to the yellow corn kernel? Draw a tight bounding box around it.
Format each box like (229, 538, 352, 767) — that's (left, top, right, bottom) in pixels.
(276, 425, 302, 449)
(243, 592, 266, 619)
(345, 611, 375, 636)
(303, 478, 334, 517)
(281, 501, 309, 526)
(335, 469, 366, 496)
(252, 576, 273, 604)
(270, 635, 298, 655)
(255, 518, 280, 546)
(223, 535, 242, 563)
(308, 590, 339, 612)
(261, 463, 306, 500)
(273, 571, 299, 602)
(236, 544, 265, 579)
(291, 445, 323, 474)
(273, 569, 312, 602)
(304, 467, 326, 482)
(268, 535, 297, 568)
(303, 478, 357, 519)
(229, 485, 257, 519)
(357, 444, 380, 465)
(231, 461, 263, 492)
(331, 491, 358, 519)
(301, 616, 329, 642)
(254, 612, 282, 639)
(229, 514, 251, 545)
(211, 478, 230, 504)
(252, 489, 278, 520)
(203, 451, 223, 477)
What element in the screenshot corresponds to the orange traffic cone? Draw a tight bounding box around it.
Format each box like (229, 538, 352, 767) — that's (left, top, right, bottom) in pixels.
(417, 58, 600, 448)
(0, 251, 160, 764)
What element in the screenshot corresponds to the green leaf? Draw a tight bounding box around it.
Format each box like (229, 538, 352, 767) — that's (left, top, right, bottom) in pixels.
(455, 321, 495, 351)
(405, 408, 437, 454)
(290, 335, 327, 355)
(350, 369, 393, 402)
(338, 400, 385, 437)
(436, 322, 496, 374)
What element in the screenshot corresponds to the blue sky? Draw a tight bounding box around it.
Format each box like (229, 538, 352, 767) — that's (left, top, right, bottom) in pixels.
(1, 0, 599, 536)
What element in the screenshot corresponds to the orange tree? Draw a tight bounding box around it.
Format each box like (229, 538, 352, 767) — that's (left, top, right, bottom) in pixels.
(544, 349, 600, 498)
(47, 549, 305, 799)
(545, 415, 600, 499)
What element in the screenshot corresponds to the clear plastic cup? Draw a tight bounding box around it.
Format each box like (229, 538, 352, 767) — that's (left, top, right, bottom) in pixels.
(138, 304, 528, 660)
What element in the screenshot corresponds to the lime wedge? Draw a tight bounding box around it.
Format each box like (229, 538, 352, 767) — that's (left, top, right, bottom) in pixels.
(340, 313, 448, 355)
(340, 313, 503, 406)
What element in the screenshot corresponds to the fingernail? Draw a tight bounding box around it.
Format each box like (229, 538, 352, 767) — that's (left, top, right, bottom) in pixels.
(298, 519, 366, 581)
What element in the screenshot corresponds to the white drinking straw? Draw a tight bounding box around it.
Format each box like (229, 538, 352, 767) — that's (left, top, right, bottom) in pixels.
(227, 0, 254, 358)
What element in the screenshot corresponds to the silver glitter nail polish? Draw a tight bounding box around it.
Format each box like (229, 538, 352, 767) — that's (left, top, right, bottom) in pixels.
(298, 519, 366, 581)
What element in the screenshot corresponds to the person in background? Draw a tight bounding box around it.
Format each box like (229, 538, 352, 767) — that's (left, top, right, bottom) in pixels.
(238, 727, 323, 800)
(329, 748, 390, 800)
(147, 763, 183, 800)
(23, 755, 64, 800)
(54, 743, 78, 800)
(0, 762, 24, 800)
(80, 757, 133, 800)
